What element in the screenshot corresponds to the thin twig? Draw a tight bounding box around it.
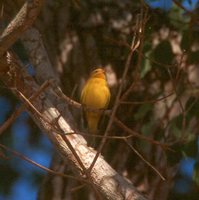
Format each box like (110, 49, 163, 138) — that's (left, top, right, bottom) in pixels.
(50, 81, 171, 149)
(0, 106, 24, 135)
(113, 117, 171, 150)
(0, 143, 88, 183)
(88, 15, 143, 173)
(0, 80, 51, 135)
(65, 128, 171, 150)
(17, 88, 90, 179)
(14, 81, 99, 194)
(124, 139, 166, 180)
(167, 61, 186, 138)
(120, 92, 174, 105)
(52, 83, 82, 109)
(0, 3, 4, 21)
(121, 8, 149, 101)
(172, 0, 191, 14)
(70, 184, 86, 193)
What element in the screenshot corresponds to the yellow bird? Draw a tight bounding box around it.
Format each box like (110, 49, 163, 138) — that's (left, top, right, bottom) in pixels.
(81, 68, 110, 134)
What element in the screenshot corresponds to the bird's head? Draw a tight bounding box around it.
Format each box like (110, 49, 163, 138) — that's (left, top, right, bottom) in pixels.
(90, 68, 106, 79)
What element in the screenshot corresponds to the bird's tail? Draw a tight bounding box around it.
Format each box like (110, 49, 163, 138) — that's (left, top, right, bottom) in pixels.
(86, 112, 101, 134)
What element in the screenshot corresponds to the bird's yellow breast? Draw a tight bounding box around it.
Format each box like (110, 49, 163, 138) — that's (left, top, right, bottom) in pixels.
(81, 78, 110, 109)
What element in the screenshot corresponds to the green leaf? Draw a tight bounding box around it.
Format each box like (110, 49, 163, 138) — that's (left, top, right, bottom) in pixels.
(181, 31, 190, 51)
(186, 99, 199, 118)
(141, 120, 155, 136)
(134, 104, 152, 120)
(141, 51, 152, 78)
(151, 40, 174, 81)
(152, 40, 174, 66)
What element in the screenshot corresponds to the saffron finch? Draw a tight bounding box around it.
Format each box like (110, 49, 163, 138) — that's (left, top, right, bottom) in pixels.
(81, 68, 110, 134)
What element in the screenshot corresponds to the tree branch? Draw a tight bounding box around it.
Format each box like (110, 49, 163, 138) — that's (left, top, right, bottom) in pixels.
(0, 0, 44, 56)
(21, 27, 59, 84)
(0, 51, 147, 200)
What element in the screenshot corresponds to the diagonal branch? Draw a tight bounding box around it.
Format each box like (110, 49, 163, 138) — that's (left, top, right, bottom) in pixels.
(0, 0, 44, 56)
(0, 51, 147, 200)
